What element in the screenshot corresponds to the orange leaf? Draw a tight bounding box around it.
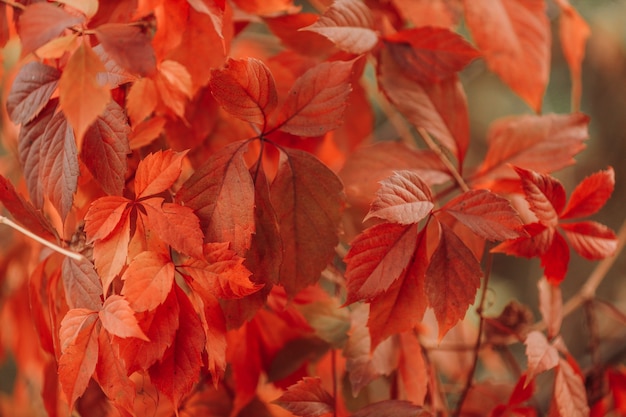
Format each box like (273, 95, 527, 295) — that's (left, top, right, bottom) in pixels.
(464, 0, 550, 112)
(364, 170, 434, 225)
(378, 48, 470, 164)
(84, 196, 130, 242)
(176, 141, 255, 256)
(99, 295, 149, 340)
(58, 309, 99, 410)
(270, 148, 344, 297)
(384, 26, 480, 83)
(59, 40, 111, 151)
(56, 0, 98, 18)
(121, 251, 176, 312)
(187, 0, 225, 40)
(352, 400, 430, 417)
(397, 332, 428, 406)
(149, 285, 205, 410)
(92, 211, 132, 294)
(61, 258, 103, 311)
(391, 0, 461, 29)
(183, 242, 260, 299)
(81, 101, 131, 196)
(154, 59, 193, 118)
(274, 60, 354, 137)
(538, 278, 562, 340)
(134, 149, 187, 199)
(94, 23, 157, 77)
(6, 62, 60, 125)
(345, 223, 418, 304)
(231, 0, 298, 16)
(301, 0, 378, 55)
(274, 377, 334, 417)
(95, 330, 136, 415)
(210, 57, 278, 128)
(194, 292, 227, 382)
(524, 330, 559, 383)
(425, 220, 482, 340)
(17, 2, 85, 56)
(560, 167, 614, 220)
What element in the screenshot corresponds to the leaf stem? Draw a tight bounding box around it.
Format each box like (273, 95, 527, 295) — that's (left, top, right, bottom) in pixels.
(0, 215, 85, 262)
(417, 127, 469, 193)
(454, 251, 493, 416)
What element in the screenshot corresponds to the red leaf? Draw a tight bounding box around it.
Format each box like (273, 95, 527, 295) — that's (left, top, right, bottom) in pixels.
(384, 26, 480, 83)
(492, 222, 552, 259)
(425, 221, 482, 340)
(177, 141, 255, 256)
(270, 148, 344, 297)
(0, 174, 57, 241)
(464, 0, 550, 112)
(275, 60, 354, 136)
(121, 251, 176, 312)
(442, 189, 526, 241)
(352, 400, 431, 417)
(17, 2, 85, 56)
(524, 330, 559, 383)
(560, 167, 615, 220)
(99, 295, 149, 340)
(474, 113, 589, 185)
(134, 149, 187, 199)
(183, 242, 260, 299)
(59, 40, 111, 150)
(61, 258, 103, 311)
(538, 278, 562, 340)
(540, 230, 569, 285)
(149, 285, 205, 410)
(195, 293, 227, 382)
(264, 13, 335, 57)
(95, 330, 135, 415)
(301, 0, 378, 55)
(378, 48, 470, 164)
(553, 359, 590, 417)
(81, 101, 130, 196)
(18, 99, 58, 208)
(367, 228, 428, 349)
(560, 221, 617, 260)
(84, 196, 130, 242)
(508, 373, 535, 406)
(365, 170, 434, 225)
(556, 0, 590, 111)
(94, 23, 156, 77)
(6, 62, 60, 125)
(40, 110, 79, 219)
(92, 211, 132, 293)
(514, 166, 566, 227)
(141, 198, 204, 259)
(345, 223, 417, 304)
(210, 57, 278, 128)
(397, 332, 428, 406)
(153, 60, 193, 118)
(274, 377, 334, 417)
(391, 0, 461, 29)
(126, 77, 158, 126)
(58, 309, 99, 410)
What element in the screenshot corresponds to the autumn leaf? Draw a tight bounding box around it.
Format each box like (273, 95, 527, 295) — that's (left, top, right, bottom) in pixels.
(463, 0, 550, 112)
(59, 40, 111, 150)
(364, 170, 434, 225)
(6, 62, 60, 125)
(274, 377, 334, 417)
(560, 168, 615, 220)
(99, 295, 149, 340)
(210, 57, 278, 128)
(270, 148, 344, 297)
(61, 258, 103, 311)
(397, 332, 428, 405)
(301, 0, 378, 55)
(94, 23, 157, 77)
(425, 220, 482, 340)
(17, 2, 85, 56)
(524, 330, 559, 383)
(121, 251, 176, 312)
(537, 278, 562, 340)
(176, 141, 255, 256)
(153, 59, 193, 118)
(441, 189, 526, 241)
(126, 77, 158, 126)
(134, 149, 188, 199)
(187, 0, 225, 41)
(58, 309, 100, 410)
(273, 59, 354, 136)
(95, 330, 136, 415)
(84, 196, 130, 242)
(149, 285, 206, 410)
(384, 26, 480, 83)
(553, 359, 590, 417)
(351, 400, 432, 417)
(378, 48, 470, 165)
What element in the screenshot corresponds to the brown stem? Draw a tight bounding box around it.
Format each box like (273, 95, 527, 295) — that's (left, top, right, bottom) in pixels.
(454, 251, 493, 416)
(417, 127, 469, 193)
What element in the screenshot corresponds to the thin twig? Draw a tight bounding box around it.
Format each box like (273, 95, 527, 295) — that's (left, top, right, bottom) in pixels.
(454, 252, 493, 416)
(417, 127, 470, 193)
(0, 215, 85, 262)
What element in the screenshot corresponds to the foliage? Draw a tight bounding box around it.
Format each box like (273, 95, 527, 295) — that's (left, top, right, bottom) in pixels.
(0, 0, 624, 416)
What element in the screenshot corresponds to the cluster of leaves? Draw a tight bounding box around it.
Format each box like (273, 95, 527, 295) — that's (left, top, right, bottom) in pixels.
(0, 0, 624, 416)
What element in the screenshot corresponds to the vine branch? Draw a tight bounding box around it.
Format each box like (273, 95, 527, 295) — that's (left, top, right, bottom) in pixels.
(417, 127, 470, 193)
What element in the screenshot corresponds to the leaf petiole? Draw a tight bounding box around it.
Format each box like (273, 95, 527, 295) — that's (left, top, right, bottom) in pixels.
(0, 215, 85, 262)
